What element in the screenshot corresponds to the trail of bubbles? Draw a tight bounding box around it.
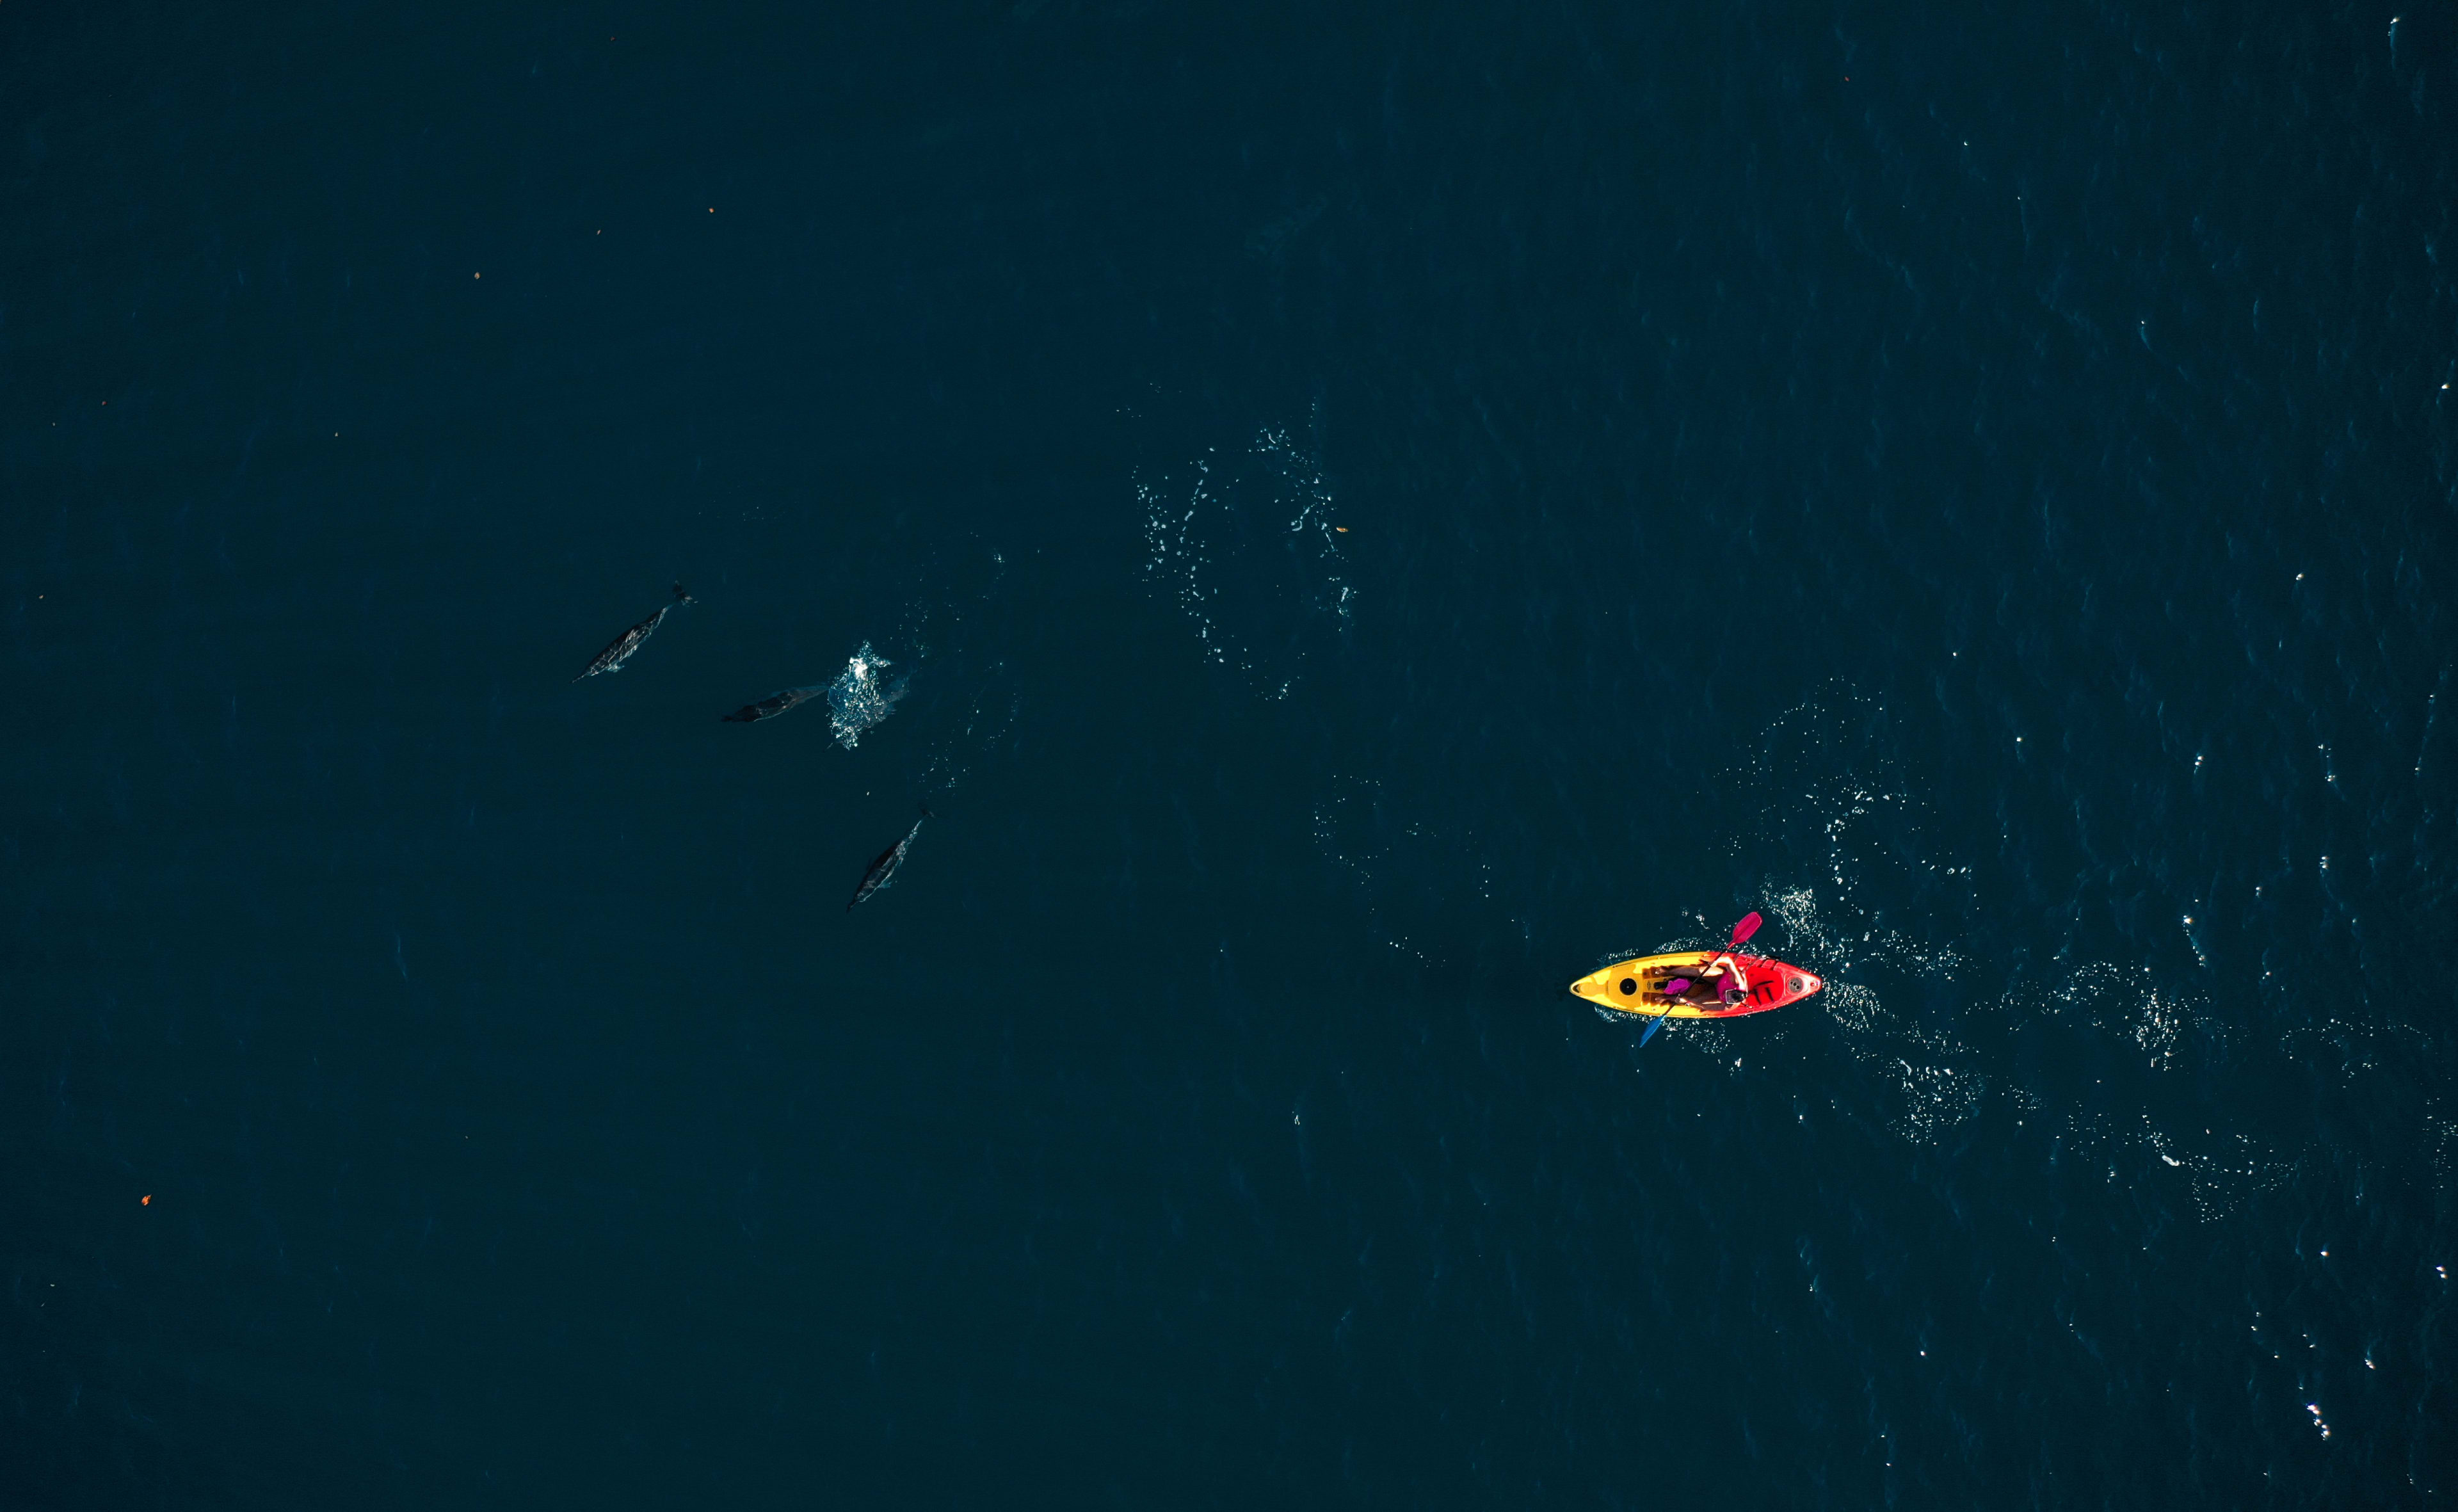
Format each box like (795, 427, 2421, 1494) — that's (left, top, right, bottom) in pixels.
(1137, 415, 1350, 699)
(894, 545, 1020, 798)
(2431, 1104, 2458, 1190)
(1723, 686, 2304, 1208)
(1310, 775, 1479, 965)
(917, 673, 1020, 798)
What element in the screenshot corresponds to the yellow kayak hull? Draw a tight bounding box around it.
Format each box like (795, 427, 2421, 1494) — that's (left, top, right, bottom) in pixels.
(1568, 951, 1822, 1020)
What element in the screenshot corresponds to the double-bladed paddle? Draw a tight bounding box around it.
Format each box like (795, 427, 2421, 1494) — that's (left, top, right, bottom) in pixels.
(1641, 910, 1762, 1046)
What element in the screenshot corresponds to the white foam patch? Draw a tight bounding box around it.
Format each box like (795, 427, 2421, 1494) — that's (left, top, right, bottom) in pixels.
(1669, 1021, 1735, 1058)
(2125, 1116, 2301, 1221)
(826, 643, 906, 750)
(1893, 1060, 1986, 1142)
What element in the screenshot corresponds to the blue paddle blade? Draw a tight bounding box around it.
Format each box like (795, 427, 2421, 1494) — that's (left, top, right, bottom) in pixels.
(1639, 1017, 1664, 1045)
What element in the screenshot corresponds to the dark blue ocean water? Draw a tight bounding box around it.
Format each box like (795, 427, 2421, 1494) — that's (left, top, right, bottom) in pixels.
(6, 1, 2455, 1505)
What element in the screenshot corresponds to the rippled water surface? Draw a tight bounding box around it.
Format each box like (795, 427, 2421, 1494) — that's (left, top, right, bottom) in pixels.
(4, 2, 2454, 1506)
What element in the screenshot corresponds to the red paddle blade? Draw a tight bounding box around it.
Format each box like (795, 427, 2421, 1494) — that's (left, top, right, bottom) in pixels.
(1728, 910, 1763, 949)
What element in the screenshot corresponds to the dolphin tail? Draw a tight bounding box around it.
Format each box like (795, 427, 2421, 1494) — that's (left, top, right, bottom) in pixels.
(672, 581, 695, 605)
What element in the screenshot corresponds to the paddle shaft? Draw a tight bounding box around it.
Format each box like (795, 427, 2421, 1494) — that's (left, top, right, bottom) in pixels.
(1640, 912, 1762, 1043)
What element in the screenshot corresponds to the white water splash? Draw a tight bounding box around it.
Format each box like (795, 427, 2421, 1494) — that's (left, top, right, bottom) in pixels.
(826, 643, 907, 750)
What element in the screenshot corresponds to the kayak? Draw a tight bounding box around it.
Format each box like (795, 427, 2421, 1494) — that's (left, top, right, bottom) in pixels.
(1568, 951, 1824, 1020)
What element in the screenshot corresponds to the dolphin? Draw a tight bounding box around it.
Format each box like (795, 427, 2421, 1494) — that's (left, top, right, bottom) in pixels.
(722, 684, 826, 723)
(847, 807, 932, 911)
(575, 583, 693, 680)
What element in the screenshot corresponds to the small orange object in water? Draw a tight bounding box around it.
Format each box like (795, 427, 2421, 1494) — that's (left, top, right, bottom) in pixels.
(1335, 526, 1349, 533)
(140, 1194, 151, 1206)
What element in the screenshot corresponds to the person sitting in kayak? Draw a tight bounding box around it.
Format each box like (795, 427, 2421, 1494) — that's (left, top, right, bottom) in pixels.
(1699, 954, 1749, 1006)
(1659, 957, 1747, 1008)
